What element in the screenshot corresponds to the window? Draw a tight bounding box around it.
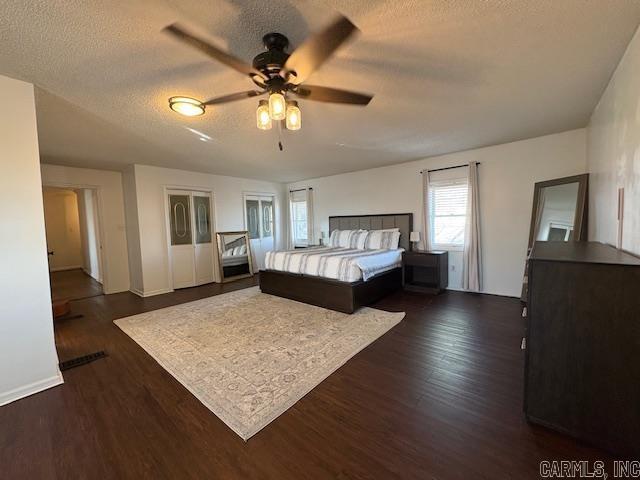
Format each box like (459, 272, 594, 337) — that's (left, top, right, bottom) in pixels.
(289, 188, 312, 247)
(429, 180, 468, 249)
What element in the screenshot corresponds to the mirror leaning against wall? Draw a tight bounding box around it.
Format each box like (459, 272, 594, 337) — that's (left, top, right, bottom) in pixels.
(216, 231, 254, 282)
(521, 174, 589, 301)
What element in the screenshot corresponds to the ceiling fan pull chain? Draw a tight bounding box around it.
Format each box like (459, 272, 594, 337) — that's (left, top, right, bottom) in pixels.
(278, 120, 284, 151)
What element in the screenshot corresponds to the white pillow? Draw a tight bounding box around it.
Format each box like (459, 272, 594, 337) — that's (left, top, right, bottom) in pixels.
(365, 230, 401, 250)
(222, 248, 234, 257)
(349, 230, 370, 249)
(329, 229, 362, 248)
(328, 230, 340, 247)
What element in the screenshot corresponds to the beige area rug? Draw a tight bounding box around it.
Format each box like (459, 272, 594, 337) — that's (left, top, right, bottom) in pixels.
(114, 286, 404, 440)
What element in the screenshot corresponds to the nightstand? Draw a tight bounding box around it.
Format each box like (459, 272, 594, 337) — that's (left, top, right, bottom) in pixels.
(402, 250, 449, 294)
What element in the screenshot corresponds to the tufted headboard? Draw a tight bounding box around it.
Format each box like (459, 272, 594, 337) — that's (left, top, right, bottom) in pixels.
(328, 213, 413, 251)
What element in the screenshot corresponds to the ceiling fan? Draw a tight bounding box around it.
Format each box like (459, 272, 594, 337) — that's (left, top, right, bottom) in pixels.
(164, 15, 373, 132)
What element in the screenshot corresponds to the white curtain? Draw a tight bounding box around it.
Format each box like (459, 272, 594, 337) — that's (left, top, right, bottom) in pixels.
(306, 188, 314, 245)
(421, 170, 433, 251)
(463, 162, 482, 292)
(287, 190, 296, 249)
(288, 188, 313, 248)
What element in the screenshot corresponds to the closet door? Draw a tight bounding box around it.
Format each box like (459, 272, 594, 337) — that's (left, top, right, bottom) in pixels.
(259, 197, 274, 260)
(168, 191, 196, 289)
(245, 194, 275, 270)
(193, 194, 214, 285)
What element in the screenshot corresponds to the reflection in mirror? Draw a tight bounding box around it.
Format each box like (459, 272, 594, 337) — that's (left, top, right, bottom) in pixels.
(534, 182, 579, 242)
(217, 231, 253, 282)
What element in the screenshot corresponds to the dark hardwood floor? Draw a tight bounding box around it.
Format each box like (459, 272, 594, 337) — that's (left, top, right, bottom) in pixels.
(50, 268, 103, 301)
(0, 277, 614, 479)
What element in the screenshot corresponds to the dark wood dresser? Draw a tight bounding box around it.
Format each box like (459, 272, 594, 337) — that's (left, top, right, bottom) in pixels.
(402, 250, 448, 294)
(524, 241, 640, 456)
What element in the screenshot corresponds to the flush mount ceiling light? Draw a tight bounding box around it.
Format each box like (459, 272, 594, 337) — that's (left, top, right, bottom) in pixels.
(168, 96, 205, 116)
(163, 15, 373, 133)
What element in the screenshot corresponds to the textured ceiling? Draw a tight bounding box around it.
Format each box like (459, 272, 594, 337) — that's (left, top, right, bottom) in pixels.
(2, 0, 640, 182)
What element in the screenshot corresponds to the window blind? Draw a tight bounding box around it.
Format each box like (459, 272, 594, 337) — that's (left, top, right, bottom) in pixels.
(429, 180, 468, 247)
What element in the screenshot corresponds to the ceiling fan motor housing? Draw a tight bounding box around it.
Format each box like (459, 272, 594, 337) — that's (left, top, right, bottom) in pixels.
(252, 33, 290, 82)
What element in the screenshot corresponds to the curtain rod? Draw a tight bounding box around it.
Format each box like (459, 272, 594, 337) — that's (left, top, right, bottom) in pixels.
(419, 163, 480, 174)
(289, 187, 313, 193)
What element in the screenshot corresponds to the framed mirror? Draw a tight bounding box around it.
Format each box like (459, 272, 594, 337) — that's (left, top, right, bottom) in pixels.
(528, 174, 589, 248)
(521, 173, 589, 301)
(216, 231, 253, 283)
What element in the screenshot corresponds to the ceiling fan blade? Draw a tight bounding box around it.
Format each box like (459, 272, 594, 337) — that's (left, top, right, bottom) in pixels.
(164, 23, 267, 80)
(203, 90, 266, 105)
(293, 85, 372, 105)
(282, 15, 358, 85)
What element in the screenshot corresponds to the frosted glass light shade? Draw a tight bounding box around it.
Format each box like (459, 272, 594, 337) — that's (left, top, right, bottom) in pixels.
(285, 101, 301, 130)
(256, 100, 272, 130)
(169, 96, 205, 116)
(269, 92, 286, 120)
(410, 231, 420, 242)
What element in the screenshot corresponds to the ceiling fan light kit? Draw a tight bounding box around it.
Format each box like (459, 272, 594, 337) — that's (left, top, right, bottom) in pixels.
(285, 100, 301, 130)
(268, 91, 286, 120)
(164, 15, 373, 133)
(256, 99, 272, 130)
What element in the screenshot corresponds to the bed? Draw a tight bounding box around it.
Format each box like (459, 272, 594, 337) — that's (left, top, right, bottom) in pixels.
(259, 213, 412, 313)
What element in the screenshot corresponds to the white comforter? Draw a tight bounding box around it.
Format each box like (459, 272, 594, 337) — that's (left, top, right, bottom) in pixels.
(264, 246, 403, 282)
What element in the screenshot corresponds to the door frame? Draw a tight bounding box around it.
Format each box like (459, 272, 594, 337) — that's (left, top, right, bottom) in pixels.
(163, 185, 218, 292)
(42, 181, 108, 293)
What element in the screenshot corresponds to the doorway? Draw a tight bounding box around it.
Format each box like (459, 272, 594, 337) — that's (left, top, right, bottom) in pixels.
(42, 187, 104, 301)
(244, 193, 275, 270)
(166, 189, 215, 289)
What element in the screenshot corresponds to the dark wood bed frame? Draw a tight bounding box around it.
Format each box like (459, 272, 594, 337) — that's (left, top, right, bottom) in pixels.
(259, 213, 413, 313)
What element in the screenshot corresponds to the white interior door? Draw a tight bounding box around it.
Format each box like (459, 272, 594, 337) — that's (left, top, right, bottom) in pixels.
(168, 191, 196, 289)
(168, 190, 215, 289)
(245, 194, 274, 270)
(193, 193, 214, 285)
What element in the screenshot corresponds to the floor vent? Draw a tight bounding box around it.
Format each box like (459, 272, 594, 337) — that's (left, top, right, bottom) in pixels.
(59, 351, 107, 371)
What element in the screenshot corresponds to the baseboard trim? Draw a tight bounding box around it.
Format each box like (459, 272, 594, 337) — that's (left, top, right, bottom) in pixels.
(444, 286, 519, 298)
(130, 287, 174, 298)
(0, 371, 64, 407)
(50, 265, 83, 272)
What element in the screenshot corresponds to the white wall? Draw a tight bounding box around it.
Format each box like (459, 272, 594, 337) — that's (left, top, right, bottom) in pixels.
(0, 75, 62, 405)
(130, 164, 287, 296)
(587, 25, 640, 255)
(122, 166, 144, 294)
(42, 188, 83, 271)
(289, 129, 587, 297)
(40, 164, 130, 293)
